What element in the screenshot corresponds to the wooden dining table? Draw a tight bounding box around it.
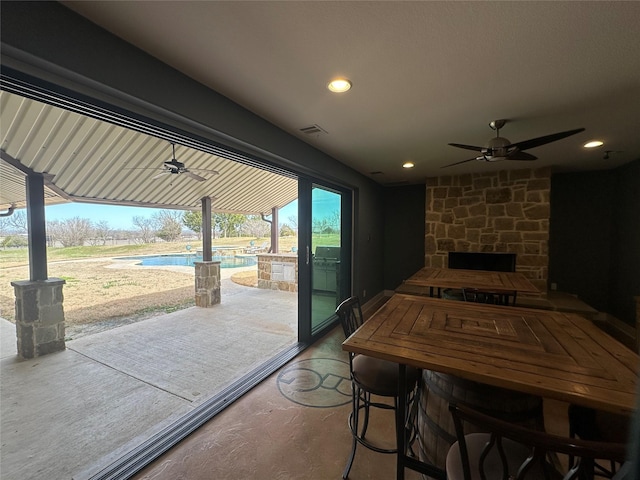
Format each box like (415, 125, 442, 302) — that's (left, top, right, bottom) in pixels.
(342, 293, 639, 479)
(400, 266, 541, 298)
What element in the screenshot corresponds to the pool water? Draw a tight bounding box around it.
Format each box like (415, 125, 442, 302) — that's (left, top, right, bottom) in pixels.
(117, 254, 257, 269)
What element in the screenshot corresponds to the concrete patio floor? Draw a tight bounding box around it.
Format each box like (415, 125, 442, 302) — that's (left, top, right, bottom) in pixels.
(0, 277, 298, 480)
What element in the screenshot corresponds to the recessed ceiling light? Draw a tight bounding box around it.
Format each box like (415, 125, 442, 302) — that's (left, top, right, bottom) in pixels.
(584, 140, 604, 148)
(403, 162, 415, 169)
(327, 78, 352, 93)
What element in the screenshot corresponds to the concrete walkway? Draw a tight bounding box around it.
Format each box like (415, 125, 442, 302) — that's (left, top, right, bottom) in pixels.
(0, 278, 297, 480)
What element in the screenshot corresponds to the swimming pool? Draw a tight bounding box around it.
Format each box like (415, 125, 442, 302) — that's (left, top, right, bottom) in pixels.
(117, 254, 257, 268)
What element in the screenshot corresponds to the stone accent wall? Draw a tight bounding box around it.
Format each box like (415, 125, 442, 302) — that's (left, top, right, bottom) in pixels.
(257, 253, 298, 292)
(194, 261, 221, 307)
(425, 168, 550, 292)
(11, 278, 66, 358)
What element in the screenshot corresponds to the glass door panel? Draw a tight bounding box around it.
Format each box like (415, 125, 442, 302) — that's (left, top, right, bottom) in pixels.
(311, 186, 342, 333)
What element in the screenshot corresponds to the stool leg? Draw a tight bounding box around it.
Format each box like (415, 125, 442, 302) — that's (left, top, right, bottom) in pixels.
(360, 391, 371, 439)
(342, 418, 357, 479)
(343, 384, 360, 479)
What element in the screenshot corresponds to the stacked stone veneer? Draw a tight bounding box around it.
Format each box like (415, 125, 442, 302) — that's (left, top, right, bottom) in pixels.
(11, 278, 66, 358)
(426, 168, 550, 293)
(257, 253, 298, 292)
(194, 261, 221, 307)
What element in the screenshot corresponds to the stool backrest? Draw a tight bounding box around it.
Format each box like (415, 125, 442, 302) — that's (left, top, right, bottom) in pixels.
(461, 288, 500, 304)
(449, 403, 627, 480)
(335, 296, 364, 338)
(461, 288, 516, 306)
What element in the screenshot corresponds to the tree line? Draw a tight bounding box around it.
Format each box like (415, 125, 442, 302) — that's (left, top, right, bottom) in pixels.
(0, 210, 299, 248)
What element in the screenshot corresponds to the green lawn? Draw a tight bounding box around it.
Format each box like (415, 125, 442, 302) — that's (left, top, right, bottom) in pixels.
(0, 233, 340, 267)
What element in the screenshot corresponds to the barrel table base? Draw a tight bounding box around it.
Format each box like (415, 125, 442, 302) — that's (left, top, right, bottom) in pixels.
(417, 370, 545, 469)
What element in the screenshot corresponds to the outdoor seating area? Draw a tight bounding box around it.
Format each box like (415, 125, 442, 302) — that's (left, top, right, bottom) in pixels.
(245, 241, 270, 254)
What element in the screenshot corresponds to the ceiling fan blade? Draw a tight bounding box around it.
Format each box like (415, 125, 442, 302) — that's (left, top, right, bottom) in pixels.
(510, 128, 585, 151)
(507, 151, 538, 161)
(441, 157, 479, 168)
(152, 171, 170, 179)
(189, 168, 219, 175)
(183, 171, 206, 182)
(448, 143, 483, 152)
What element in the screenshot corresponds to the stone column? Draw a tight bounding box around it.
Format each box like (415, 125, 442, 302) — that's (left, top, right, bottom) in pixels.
(11, 278, 66, 359)
(194, 261, 221, 307)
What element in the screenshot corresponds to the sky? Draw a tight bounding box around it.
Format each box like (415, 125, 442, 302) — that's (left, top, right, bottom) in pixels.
(45, 200, 299, 231)
(42, 188, 342, 231)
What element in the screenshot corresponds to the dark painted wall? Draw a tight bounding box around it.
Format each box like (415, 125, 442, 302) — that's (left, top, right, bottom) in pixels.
(1, 1, 386, 301)
(382, 185, 426, 291)
(549, 160, 640, 325)
(549, 170, 615, 311)
(609, 160, 640, 325)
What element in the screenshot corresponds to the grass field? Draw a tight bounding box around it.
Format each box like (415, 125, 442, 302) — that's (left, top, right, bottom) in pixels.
(0, 235, 300, 268)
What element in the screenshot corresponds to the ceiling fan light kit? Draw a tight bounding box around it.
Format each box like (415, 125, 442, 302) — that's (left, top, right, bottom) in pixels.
(489, 119, 506, 131)
(443, 120, 585, 168)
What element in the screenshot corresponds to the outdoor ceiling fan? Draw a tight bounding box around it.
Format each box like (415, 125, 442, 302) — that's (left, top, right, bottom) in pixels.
(442, 120, 585, 168)
(150, 143, 219, 182)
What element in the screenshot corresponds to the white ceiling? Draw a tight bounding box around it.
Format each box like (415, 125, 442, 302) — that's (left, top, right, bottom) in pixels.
(60, 0, 640, 185)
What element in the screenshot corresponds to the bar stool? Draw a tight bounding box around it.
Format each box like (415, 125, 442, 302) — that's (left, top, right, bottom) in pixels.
(461, 287, 517, 306)
(336, 296, 421, 479)
(447, 403, 627, 480)
(568, 404, 630, 478)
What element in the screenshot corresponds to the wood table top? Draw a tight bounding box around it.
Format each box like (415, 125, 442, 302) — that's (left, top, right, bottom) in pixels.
(342, 294, 639, 415)
(403, 267, 541, 295)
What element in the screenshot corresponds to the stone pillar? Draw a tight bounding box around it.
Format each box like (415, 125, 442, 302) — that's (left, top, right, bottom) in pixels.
(11, 278, 66, 359)
(194, 261, 221, 307)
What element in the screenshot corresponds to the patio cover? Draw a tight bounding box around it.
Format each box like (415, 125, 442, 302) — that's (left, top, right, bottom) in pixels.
(0, 91, 298, 214)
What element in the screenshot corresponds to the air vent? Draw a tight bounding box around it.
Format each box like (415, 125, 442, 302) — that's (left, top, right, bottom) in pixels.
(369, 171, 384, 175)
(299, 124, 327, 136)
(383, 181, 410, 187)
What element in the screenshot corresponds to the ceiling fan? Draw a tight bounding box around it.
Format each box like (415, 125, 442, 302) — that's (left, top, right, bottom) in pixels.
(442, 120, 585, 168)
(150, 143, 219, 182)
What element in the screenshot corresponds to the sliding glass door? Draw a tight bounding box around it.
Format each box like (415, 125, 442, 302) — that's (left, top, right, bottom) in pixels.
(298, 181, 351, 342)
